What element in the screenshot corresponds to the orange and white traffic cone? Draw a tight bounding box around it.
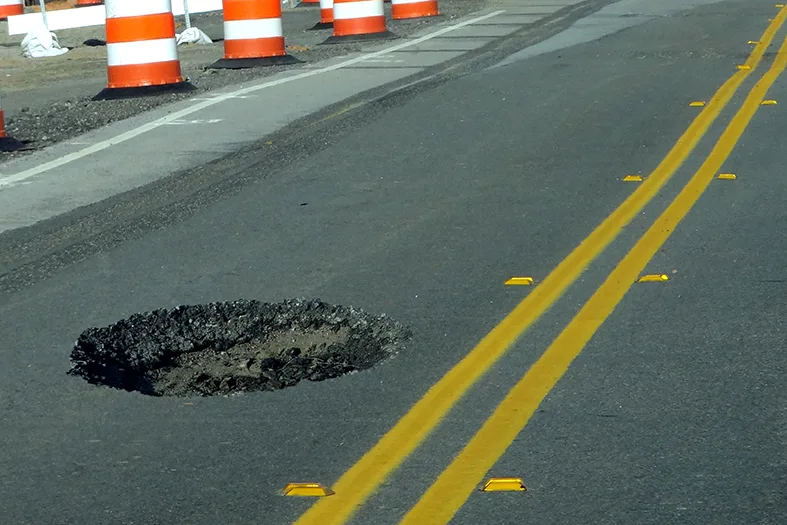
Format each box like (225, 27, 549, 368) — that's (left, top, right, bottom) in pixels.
(0, 95, 25, 152)
(391, 0, 438, 19)
(309, 0, 333, 30)
(94, 0, 194, 100)
(0, 0, 23, 21)
(76, 0, 104, 7)
(323, 0, 396, 43)
(210, 0, 301, 69)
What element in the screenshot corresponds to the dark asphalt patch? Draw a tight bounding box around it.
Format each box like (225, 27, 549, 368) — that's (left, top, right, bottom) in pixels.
(68, 298, 411, 397)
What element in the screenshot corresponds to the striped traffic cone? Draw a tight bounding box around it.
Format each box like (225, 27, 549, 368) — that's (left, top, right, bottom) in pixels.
(76, 0, 104, 7)
(391, 0, 438, 19)
(309, 0, 333, 30)
(0, 0, 23, 21)
(323, 0, 397, 43)
(210, 0, 301, 69)
(0, 95, 25, 152)
(94, 0, 195, 100)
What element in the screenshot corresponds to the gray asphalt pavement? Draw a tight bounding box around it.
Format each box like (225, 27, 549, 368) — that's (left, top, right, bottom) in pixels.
(2, 0, 786, 524)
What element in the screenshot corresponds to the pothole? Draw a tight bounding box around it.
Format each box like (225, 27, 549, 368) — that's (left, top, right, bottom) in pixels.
(68, 299, 411, 397)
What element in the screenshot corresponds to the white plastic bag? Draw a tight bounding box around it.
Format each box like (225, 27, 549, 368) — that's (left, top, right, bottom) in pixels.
(21, 25, 69, 58)
(176, 27, 213, 45)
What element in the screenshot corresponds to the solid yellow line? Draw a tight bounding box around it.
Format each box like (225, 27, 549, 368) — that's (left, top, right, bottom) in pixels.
(292, 10, 787, 525)
(398, 28, 787, 525)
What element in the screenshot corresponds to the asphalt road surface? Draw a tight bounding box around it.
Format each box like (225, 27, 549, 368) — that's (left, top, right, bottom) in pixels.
(2, 0, 787, 524)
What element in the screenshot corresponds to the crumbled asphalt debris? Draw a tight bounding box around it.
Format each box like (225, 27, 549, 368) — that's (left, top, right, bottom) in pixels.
(68, 298, 412, 397)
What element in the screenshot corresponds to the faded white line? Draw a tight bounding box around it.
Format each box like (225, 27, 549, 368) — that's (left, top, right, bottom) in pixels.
(361, 59, 406, 63)
(0, 10, 505, 188)
(163, 118, 224, 125)
(189, 94, 258, 101)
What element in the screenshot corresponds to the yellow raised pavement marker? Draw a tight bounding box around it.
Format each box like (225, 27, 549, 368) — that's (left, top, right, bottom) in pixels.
(505, 277, 534, 286)
(481, 478, 527, 492)
(689, 101, 706, 107)
(717, 173, 737, 180)
(622, 175, 643, 182)
(283, 483, 335, 497)
(761, 99, 778, 105)
(637, 274, 669, 283)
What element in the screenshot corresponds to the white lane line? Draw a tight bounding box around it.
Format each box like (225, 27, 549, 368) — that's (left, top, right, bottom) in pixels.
(361, 59, 406, 63)
(189, 95, 258, 101)
(163, 118, 224, 125)
(0, 10, 505, 189)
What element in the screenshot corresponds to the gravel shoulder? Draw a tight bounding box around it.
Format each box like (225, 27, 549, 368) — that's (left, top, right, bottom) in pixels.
(0, 1, 487, 159)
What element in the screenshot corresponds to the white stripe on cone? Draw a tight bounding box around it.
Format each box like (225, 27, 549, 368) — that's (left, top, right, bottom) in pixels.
(334, 0, 384, 19)
(107, 39, 179, 66)
(224, 19, 283, 41)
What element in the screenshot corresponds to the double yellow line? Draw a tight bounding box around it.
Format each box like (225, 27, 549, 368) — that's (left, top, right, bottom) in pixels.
(294, 8, 787, 525)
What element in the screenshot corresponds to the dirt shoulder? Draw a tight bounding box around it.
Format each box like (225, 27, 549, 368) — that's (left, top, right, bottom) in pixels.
(0, 1, 487, 160)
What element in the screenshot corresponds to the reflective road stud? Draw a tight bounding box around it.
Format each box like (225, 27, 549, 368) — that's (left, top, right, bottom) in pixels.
(0, 0, 22, 20)
(392, 0, 439, 20)
(689, 101, 707, 107)
(622, 175, 643, 182)
(505, 277, 535, 286)
(282, 483, 335, 497)
(717, 173, 737, 180)
(481, 478, 527, 492)
(94, 0, 195, 100)
(637, 274, 669, 283)
(210, 0, 301, 69)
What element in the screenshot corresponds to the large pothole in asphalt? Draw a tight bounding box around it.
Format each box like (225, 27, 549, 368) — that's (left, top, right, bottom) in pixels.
(68, 299, 411, 397)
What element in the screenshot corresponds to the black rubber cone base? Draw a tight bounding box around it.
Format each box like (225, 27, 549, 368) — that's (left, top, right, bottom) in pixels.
(309, 21, 334, 30)
(321, 30, 399, 44)
(93, 81, 197, 101)
(0, 136, 27, 152)
(208, 54, 302, 70)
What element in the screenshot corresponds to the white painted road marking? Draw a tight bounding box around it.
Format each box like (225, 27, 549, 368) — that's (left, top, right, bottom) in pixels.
(362, 59, 407, 63)
(189, 95, 258, 101)
(163, 118, 224, 125)
(0, 10, 505, 189)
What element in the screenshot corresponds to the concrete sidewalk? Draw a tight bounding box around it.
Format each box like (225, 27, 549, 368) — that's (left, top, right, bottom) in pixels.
(0, 0, 595, 234)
